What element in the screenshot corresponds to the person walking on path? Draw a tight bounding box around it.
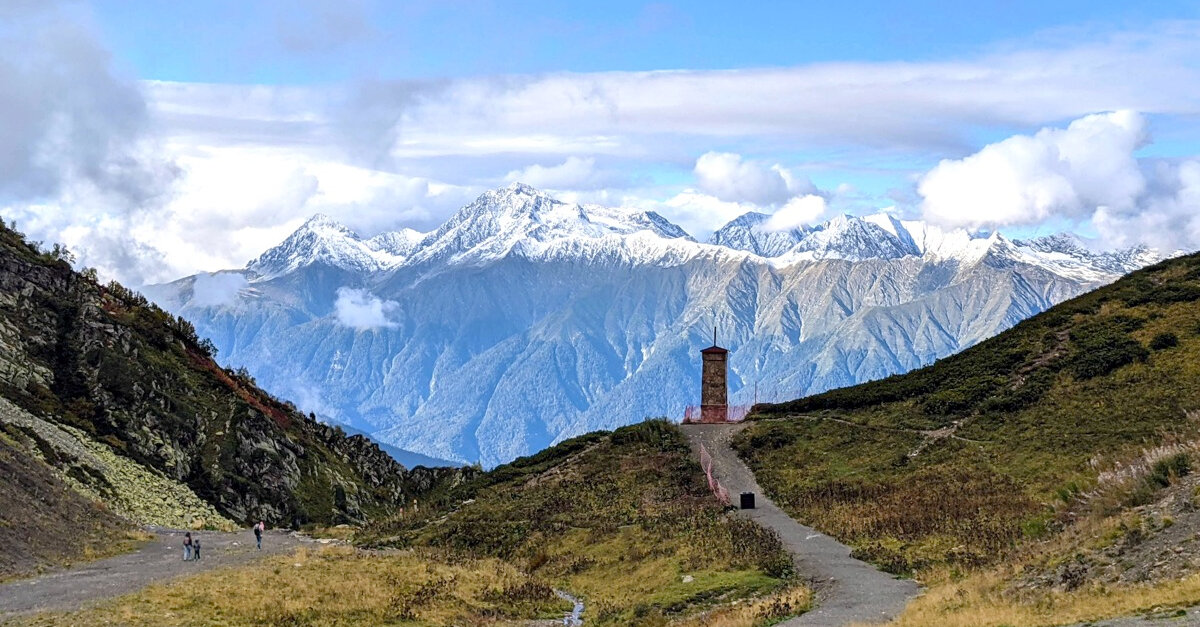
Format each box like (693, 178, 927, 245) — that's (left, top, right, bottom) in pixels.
(253, 521, 264, 550)
(192, 537, 201, 561)
(182, 532, 193, 561)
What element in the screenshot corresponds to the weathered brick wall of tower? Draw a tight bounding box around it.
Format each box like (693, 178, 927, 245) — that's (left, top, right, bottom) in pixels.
(700, 345, 728, 422)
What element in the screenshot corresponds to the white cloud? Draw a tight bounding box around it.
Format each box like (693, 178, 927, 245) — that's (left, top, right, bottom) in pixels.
(917, 110, 1200, 252)
(651, 190, 762, 238)
(0, 2, 178, 285)
(190, 272, 248, 308)
(11, 19, 1200, 285)
(334, 287, 398, 329)
(367, 24, 1200, 160)
(763, 195, 828, 232)
(1092, 159, 1200, 252)
(141, 22, 1200, 165)
(5, 143, 480, 284)
(504, 156, 597, 189)
(285, 383, 343, 422)
(918, 110, 1148, 229)
(0, 5, 177, 206)
(693, 152, 814, 205)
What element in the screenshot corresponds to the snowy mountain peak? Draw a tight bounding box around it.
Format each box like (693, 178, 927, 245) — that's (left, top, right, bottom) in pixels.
(247, 187, 1162, 285)
(367, 228, 426, 258)
(505, 180, 540, 194)
(1012, 233, 1162, 277)
(247, 215, 400, 279)
(786, 214, 920, 261)
(300, 213, 353, 232)
(712, 211, 919, 262)
(406, 184, 695, 266)
(708, 212, 810, 257)
(708, 209, 1154, 274)
(1021, 232, 1089, 255)
(459, 182, 572, 223)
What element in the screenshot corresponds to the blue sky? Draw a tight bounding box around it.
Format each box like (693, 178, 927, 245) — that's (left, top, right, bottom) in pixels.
(94, 1, 1199, 82)
(3, 1, 1200, 284)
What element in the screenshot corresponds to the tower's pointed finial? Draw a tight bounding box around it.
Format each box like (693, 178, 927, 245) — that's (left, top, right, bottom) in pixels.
(713, 325, 717, 347)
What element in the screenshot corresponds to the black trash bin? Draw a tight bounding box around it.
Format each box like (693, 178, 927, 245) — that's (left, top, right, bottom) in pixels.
(740, 492, 755, 509)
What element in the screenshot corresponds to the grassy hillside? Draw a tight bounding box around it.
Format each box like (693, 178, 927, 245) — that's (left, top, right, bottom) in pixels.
(361, 420, 810, 626)
(736, 252, 1200, 623)
(0, 219, 463, 538)
(14, 421, 809, 626)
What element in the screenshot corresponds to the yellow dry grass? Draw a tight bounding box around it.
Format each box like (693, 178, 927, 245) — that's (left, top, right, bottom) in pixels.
(78, 528, 155, 562)
(882, 568, 1200, 627)
(870, 482, 1200, 627)
(540, 525, 787, 623)
(673, 585, 813, 627)
(15, 545, 568, 627)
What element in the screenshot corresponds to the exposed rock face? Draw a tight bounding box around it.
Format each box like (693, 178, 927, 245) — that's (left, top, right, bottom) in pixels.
(0, 397, 233, 529)
(0, 223, 465, 527)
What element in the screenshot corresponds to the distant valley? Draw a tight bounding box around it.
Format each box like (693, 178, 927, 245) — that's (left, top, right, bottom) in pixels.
(147, 183, 1164, 466)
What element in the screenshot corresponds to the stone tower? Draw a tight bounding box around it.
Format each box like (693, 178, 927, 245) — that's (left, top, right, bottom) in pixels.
(700, 328, 728, 423)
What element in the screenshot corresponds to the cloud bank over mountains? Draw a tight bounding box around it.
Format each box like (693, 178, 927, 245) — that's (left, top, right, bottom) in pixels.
(920, 110, 1200, 252)
(334, 287, 400, 330)
(920, 110, 1148, 229)
(0, 0, 179, 285)
(190, 273, 249, 308)
(3, 2, 1200, 286)
(693, 152, 816, 205)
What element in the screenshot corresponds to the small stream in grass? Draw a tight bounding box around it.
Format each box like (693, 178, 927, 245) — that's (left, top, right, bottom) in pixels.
(554, 589, 584, 625)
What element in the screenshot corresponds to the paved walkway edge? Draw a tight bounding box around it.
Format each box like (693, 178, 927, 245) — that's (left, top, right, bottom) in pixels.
(0, 528, 309, 617)
(682, 423, 920, 627)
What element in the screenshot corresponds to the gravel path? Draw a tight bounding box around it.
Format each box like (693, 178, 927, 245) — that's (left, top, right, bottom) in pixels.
(0, 527, 307, 618)
(682, 423, 919, 627)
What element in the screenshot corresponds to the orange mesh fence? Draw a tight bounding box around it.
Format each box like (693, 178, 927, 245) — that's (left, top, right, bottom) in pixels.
(698, 442, 731, 505)
(681, 405, 751, 424)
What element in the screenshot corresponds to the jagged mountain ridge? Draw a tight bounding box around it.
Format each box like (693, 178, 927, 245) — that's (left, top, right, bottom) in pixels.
(147, 183, 1165, 466)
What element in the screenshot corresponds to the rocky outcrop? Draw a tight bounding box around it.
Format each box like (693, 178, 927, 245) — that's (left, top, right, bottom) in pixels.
(0, 397, 233, 529)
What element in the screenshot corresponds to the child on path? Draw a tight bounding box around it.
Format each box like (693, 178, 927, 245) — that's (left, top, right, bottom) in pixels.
(193, 537, 201, 561)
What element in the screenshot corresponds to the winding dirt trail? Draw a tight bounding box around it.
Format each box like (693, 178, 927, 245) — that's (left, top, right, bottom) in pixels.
(0, 527, 308, 618)
(682, 423, 919, 627)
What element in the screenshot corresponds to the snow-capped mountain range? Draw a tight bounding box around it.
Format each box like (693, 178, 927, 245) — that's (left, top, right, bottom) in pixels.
(145, 183, 1164, 466)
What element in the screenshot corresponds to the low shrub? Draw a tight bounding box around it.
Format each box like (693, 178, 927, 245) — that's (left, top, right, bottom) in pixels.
(1149, 332, 1179, 351)
(1149, 452, 1190, 488)
(1068, 318, 1148, 379)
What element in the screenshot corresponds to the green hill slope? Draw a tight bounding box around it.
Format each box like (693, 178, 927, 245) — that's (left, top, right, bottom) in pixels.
(0, 220, 460, 541)
(362, 420, 810, 626)
(737, 251, 1200, 578)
